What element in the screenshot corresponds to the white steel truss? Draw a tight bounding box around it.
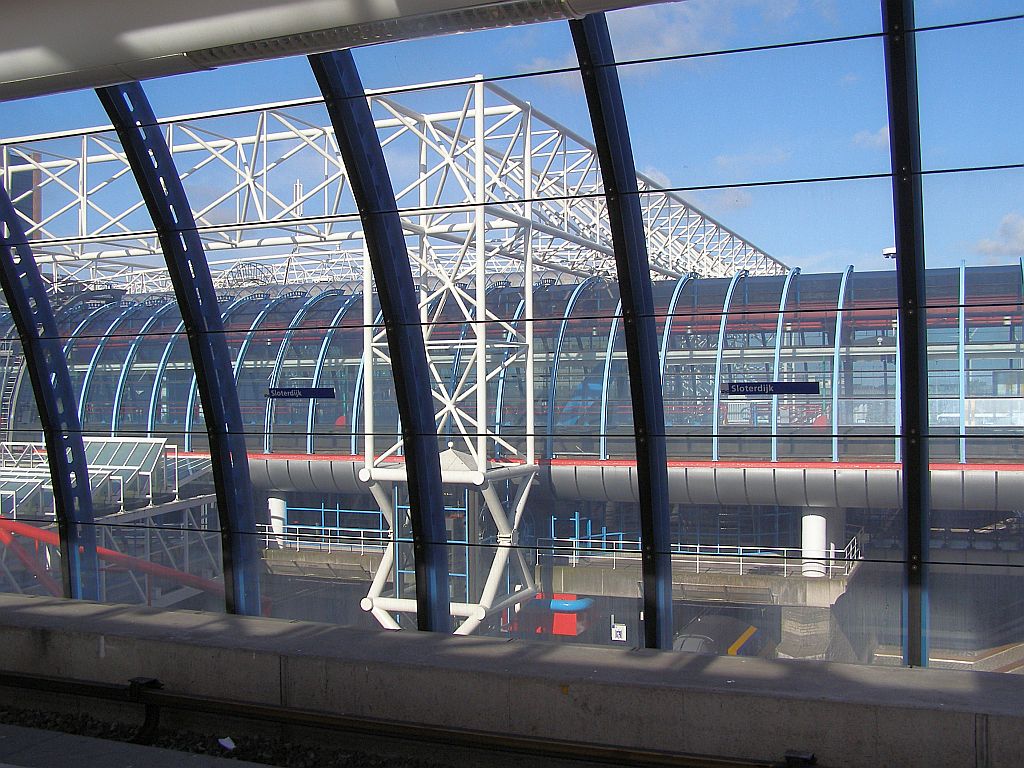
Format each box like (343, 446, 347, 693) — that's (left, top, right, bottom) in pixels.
(0, 76, 784, 295)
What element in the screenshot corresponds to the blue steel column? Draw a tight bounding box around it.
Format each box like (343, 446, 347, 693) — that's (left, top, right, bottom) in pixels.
(0, 184, 99, 600)
(711, 271, 746, 462)
(97, 83, 261, 616)
(309, 50, 450, 632)
(771, 268, 800, 463)
(659, 274, 693, 375)
(111, 301, 177, 435)
(264, 290, 341, 454)
(545, 277, 600, 463)
(882, 0, 930, 667)
(598, 300, 623, 460)
(957, 261, 966, 464)
(831, 267, 855, 463)
(570, 13, 673, 650)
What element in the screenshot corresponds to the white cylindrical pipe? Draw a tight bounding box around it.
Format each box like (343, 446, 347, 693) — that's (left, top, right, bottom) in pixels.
(268, 496, 287, 534)
(268, 496, 287, 547)
(802, 513, 827, 577)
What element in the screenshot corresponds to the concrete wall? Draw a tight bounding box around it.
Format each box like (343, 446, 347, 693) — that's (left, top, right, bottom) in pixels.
(0, 594, 1021, 767)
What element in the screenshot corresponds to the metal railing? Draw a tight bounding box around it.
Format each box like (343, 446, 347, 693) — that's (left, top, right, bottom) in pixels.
(538, 534, 862, 578)
(257, 523, 391, 555)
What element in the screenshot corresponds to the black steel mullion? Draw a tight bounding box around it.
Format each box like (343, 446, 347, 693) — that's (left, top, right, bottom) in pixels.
(882, 0, 930, 666)
(309, 50, 450, 632)
(97, 83, 262, 617)
(0, 187, 99, 601)
(570, 13, 673, 650)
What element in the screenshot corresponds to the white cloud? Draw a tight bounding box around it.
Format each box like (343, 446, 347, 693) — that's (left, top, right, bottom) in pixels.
(639, 165, 672, 188)
(715, 188, 754, 210)
(852, 125, 889, 150)
(685, 188, 754, 214)
(713, 147, 790, 176)
(606, 1, 731, 62)
(975, 213, 1024, 257)
(522, 54, 581, 90)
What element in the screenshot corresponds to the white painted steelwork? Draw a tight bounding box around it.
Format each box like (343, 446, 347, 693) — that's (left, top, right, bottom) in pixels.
(0, 81, 784, 292)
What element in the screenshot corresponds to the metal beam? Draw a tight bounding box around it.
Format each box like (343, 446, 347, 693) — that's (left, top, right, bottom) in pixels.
(881, 0, 930, 667)
(0, 184, 99, 600)
(309, 50, 450, 632)
(570, 13, 672, 650)
(96, 82, 262, 616)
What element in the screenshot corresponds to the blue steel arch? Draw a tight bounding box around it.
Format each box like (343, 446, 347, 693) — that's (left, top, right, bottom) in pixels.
(544, 275, 603, 462)
(310, 50, 450, 632)
(830, 266, 855, 463)
(145, 318, 187, 438)
(570, 12, 673, 650)
(770, 268, 800, 463)
(97, 82, 261, 617)
(110, 300, 177, 435)
(597, 298, 623, 461)
(0, 184, 99, 600)
(77, 302, 146, 423)
(493, 295, 527, 452)
(8, 301, 104, 442)
(307, 295, 363, 454)
(264, 289, 345, 454)
(305, 294, 361, 455)
(659, 273, 694, 376)
(711, 270, 748, 462)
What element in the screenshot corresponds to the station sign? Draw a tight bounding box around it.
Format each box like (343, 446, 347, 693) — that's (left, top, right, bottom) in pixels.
(722, 381, 820, 397)
(265, 387, 337, 399)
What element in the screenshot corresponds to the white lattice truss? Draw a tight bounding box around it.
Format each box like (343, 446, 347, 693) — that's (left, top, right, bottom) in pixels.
(0, 76, 784, 294)
(0, 76, 784, 633)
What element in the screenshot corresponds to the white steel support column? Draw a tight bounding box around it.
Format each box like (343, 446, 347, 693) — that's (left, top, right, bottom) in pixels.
(475, 78, 488, 471)
(524, 104, 535, 467)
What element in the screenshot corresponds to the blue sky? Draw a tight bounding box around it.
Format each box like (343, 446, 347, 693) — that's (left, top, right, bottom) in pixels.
(0, 0, 1020, 276)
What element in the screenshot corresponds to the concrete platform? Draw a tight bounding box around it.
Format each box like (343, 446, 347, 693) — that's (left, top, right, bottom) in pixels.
(0, 722, 266, 768)
(0, 593, 1022, 768)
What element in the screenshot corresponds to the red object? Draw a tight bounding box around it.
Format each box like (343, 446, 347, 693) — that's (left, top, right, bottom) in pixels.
(0, 517, 273, 615)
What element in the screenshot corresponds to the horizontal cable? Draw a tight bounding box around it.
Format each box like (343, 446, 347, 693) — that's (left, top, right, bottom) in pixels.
(27, 296, 1024, 343)
(6, 160, 1023, 257)
(8, 520, 1024, 572)
(4, 427, 1017, 441)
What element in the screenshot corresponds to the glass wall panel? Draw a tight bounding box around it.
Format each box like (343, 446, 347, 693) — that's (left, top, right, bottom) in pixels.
(548, 279, 618, 459)
(609, 0, 899, 662)
(267, 291, 352, 454)
(917, 15, 1024, 173)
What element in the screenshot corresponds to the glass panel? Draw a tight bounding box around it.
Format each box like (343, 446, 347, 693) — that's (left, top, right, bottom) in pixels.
(607, 0, 881, 61)
(234, 295, 307, 453)
(145, 58, 322, 115)
(615, 37, 891, 189)
(310, 295, 365, 456)
(917, 15, 1024, 171)
(548, 280, 618, 459)
(268, 291, 354, 455)
(0, 94, 226, 609)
